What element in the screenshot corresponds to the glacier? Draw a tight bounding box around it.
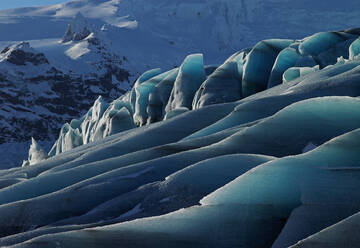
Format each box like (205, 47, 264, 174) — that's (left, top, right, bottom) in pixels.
(2, 0, 360, 168)
(21, 138, 48, 167)
(43, 26, 360, 156)
(242, 39, 293, 96)
(165, 54, 206, 114)
(0, 17, 360, 248)
(289, 211, 360, 248)
(192, 50, 247, 108)
(3, 127, 358, 248)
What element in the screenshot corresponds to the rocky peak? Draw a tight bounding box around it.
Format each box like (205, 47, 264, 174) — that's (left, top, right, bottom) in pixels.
(62, 12, 92, 43)
(0, 42, 49, 66)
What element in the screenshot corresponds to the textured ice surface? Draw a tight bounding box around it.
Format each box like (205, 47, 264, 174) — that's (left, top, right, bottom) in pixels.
(133, 70, 173, 126)
(147, 68, 179, 123)
(165, 54, 206, 113)
(4, 0, 360, 168)
(37, 28, 360, 158)
(289, 212, 360, 248)
(298, 32, 349, 56)
(282, 65, 320, 83)
(48, 96, 135, 156)
(91, 100, 135, 140)
(0, 97, 359, 240)
(130, 68, 162, 111)
(12, 129, 360, 248)
(242, 39, 293, 97)
(21, 138, 48, 167)
(267, 46, 302, 87)
(186, 59, 360, 140)
(164, 107, 189, 120)
(349, 37, 360, 60)
(268, 44, 318, 87)
(46, 154, 275, 227)
(2, 27, 360, 247)
(316, 38, 355, 68)
(193, 50, 248, 108)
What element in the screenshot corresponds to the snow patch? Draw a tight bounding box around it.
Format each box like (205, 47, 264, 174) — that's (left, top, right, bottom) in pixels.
(65, 41, 90, 60)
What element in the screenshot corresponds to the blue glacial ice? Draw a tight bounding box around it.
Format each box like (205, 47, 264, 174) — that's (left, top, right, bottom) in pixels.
(12, 129, 360, 248)
(133, 70, 173, 126)
(282, 65, 320, 83)
(47, 96, 135, 156)
(316, 38, 355, 68)
(147, 68, 179, 123)
(165, 53, 206, 113)
(242, 39, 293, 97)
(267, 46, 303, 88)
(46, 154, 275, 227)
(0, 96, 359, 239)
(129, 68, 162, 111)
(289, 211, 360, 248)
(2, 28, 360, 248)
(298, 31, 351, 56)
(164, 107, 189, 120)
(185, 59, 360, 140)
(36, 29, 360, 159)
(267, 44, 318, 87)
(192, 50, 248, 109)
(349, 37, 360, 60)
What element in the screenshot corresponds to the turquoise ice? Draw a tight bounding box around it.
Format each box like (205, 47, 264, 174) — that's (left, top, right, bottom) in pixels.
(242, 39, 293, 97)
(193, 50, 248, 109)
(165, 54, 206, 114)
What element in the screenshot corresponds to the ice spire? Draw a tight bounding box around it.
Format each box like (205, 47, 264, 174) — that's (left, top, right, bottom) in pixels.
(22, 137, 48, 167)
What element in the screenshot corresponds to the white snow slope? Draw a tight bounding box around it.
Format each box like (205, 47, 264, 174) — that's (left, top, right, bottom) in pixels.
(1, 0, 360, 70)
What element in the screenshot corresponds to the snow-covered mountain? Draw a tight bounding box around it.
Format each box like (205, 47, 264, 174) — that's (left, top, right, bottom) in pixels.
(1, 0, 360, 52)
(1, 0, 360, 168)
(0, 23, 359, 247)
(0, 12, 134, 168)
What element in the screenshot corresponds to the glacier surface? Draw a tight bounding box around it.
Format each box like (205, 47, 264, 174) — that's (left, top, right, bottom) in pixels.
(0, 22, 360, 248)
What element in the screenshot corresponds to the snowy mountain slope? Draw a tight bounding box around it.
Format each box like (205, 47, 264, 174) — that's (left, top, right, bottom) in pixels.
(1, 0, 360, 51)
(1, 0, 360, 67)
(0, 26, 360, 247)
(0, 13, 135, 168)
